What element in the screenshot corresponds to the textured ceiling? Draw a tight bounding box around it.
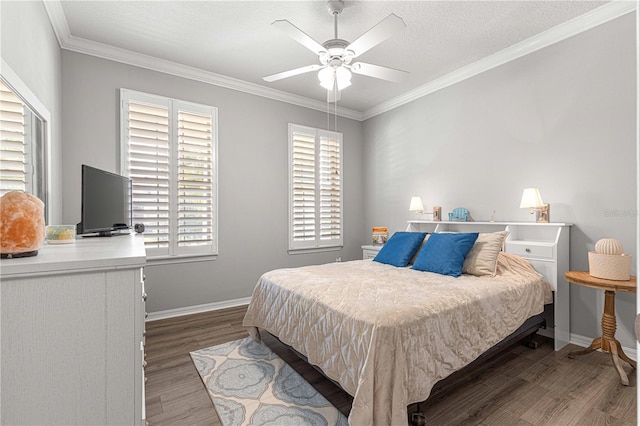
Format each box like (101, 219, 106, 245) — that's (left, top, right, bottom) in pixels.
(58, 1, 609, 112)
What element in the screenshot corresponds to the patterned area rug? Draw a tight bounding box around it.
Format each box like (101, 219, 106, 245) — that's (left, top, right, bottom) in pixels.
(190, 337, 348, 426)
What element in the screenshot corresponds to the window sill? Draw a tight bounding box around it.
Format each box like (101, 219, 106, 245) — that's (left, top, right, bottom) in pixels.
(288, 246, 343, 255)
(145, 253, 218, 265)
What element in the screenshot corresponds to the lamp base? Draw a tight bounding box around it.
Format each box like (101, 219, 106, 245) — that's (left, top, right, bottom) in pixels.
(1, 250, 38, 259)
(535, 204, 550, 223)
(433, 206, 441, 222)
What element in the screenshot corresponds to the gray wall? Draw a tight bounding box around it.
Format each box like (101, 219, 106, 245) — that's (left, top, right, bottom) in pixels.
(362, 13, 637, 348)
(60, 51, 364, 313)
(1, 0, 63, 223)
(5, 1, 636, 350)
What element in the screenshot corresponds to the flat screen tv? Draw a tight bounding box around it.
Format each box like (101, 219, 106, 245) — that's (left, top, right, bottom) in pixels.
(77, 165, 132, 237)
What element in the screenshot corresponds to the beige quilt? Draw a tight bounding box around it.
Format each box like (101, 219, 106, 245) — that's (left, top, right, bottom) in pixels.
(243, 252, 552, 425)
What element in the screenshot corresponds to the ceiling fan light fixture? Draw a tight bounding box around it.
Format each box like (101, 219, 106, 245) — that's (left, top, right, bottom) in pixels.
(318, 66, 352, 91)
(318, 67, 335, 90)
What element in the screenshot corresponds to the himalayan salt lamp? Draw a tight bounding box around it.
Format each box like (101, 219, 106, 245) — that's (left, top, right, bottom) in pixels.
(0, 191, 46, 258)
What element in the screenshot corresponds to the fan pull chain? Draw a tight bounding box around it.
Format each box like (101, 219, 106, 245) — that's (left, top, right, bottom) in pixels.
(326, 94, 330, 130)
(326, 97, 338, 132)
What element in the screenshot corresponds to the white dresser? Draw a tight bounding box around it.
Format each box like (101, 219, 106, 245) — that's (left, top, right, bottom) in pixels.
(405, 221, 571, 350)
(0, 235, 147, 425)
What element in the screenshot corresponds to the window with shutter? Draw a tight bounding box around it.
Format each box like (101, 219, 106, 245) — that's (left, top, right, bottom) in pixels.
(0, 69, 49, 221)
(120, 89, 217, 258)
(0, 80, 29, 195)
(288, 124, 343, 251)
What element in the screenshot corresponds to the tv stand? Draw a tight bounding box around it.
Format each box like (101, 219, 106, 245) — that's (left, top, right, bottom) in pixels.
(80, 230, 131, 238)
(76, 222, 130, 237)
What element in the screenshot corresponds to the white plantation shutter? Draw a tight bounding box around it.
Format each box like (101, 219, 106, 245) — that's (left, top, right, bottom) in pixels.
(121, 89, 217, 258)
(177, 110, 214, 250)
(291, 130, 316, 242)
(319, 134, 341, 242)
(289, 124, 343, 251)
(0, 80, 28, 195)
(126, 100, 171, 252)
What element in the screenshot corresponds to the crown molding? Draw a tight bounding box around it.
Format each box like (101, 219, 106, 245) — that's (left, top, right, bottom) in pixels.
(44, 0, 635, 123)
(42, 0, 363, 121)
(361, 0, 637, 120)
(64, 33, 364, 121)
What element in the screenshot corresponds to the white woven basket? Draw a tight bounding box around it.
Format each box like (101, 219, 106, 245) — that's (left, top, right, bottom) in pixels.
(588, 251, 632, 281)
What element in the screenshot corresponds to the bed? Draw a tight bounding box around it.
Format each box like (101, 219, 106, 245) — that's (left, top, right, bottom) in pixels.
(243, 231, 553, 425)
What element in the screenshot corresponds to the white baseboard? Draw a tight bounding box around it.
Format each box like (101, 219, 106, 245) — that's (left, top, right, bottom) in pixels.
(146, 297, 251, 322)
(570, 333, 637, 361)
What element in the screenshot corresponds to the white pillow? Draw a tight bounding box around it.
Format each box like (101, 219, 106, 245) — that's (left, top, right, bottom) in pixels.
(462, 231, 509, 276)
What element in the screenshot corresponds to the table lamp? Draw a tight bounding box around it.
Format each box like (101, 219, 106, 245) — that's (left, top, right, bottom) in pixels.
(520, 188, 549, 223)
(409, 196, 441, 221)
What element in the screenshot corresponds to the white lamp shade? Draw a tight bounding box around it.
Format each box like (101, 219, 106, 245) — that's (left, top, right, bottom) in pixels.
(335, 67, 352, 90)
(409, 196, 424, 212)
(318, 66, 352, 91)
(318, 67, 335, 90)
(520, 188, 544, 208)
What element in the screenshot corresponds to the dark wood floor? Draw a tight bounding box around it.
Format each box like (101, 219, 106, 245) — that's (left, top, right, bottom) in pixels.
(144, 306, 636, 425)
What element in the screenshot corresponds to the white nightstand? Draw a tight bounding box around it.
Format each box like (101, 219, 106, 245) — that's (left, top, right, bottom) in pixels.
(362, 245, 383, 259)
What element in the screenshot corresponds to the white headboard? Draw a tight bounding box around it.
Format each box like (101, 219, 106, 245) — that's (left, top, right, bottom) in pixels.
(406, 220, 572, 350)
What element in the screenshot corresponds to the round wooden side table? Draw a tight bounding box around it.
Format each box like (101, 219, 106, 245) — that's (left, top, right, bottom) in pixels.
(564, 271, 637, 386)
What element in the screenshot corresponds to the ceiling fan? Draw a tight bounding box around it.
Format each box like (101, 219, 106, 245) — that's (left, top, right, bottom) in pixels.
(263, 0, 409, 103)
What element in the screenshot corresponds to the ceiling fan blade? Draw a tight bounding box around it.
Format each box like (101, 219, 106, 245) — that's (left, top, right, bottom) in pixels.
(272, 20, 328, 55)
(345, 13, 406, 58)
(263, 64, 322, 82)
(350, 62, 409, 82)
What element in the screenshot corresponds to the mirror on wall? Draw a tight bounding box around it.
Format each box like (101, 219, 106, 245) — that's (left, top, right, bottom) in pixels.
(0, 73, 49, 221)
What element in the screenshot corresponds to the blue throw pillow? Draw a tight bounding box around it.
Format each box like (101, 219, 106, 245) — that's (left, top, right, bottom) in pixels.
(411, 232, 479, 277)
(373, 232, 427, 267)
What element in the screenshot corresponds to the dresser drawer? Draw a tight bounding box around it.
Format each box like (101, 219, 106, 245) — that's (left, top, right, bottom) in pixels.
(506, 242, 554, 259)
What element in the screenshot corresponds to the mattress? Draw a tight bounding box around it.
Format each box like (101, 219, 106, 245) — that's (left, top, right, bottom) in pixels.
(243, 252, 552, 425)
